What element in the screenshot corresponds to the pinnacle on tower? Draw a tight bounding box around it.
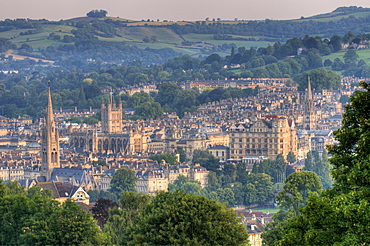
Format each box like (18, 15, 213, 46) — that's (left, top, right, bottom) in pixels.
(307, 76, 313, 101)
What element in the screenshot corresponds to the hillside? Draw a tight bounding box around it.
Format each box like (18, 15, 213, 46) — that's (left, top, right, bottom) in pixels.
(0, 6, 369, 65)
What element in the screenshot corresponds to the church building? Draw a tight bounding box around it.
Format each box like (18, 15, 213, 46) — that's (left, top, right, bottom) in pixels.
(69, 97, 130, 154)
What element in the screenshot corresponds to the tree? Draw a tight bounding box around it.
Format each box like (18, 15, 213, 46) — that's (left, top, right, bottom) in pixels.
(109, 168, 138, 197)
(246, 173, 274, 205)
(104, 191, 151, 245)
(262, 171, 321, 245)
(207, 171, 221, 191)
(87, 9, 108, 18)
(192, 150, 220, 172)
(129, 191, 249, 245)
(216, 188, 235, 205)
(236, 162, 248, 185)
(119, 191, 151, 221)
(91, 198, 119, 228)
(155, 82, 182, 107)
(304, 151, 332, 189)
(287, 151, 296, 164)
(323, 59, 332, 67)
(0, 185, 108, 246)
(176, 146, 187, 162)
(271, 154, 287, 183)
(21, 199, 108, 245)
(276, 81, 370, 245)
(134, 101, 163, 120)
(299, 68, 341, 90)
(329, 35, 342, 52)
(149, 153, 178, 165)
(127, 91, 153, 108)
(343, 49, 359, 63)
(277, 171, 322, 215)
(331, 57, 344, 71)
(142, 36, 151, 43)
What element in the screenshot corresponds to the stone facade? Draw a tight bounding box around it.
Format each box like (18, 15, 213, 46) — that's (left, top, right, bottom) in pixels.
(229, 116, 297, 160)
(69, 98, 130, 155)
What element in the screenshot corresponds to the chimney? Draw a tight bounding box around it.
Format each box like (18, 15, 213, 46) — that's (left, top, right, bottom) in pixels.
(260, 215, 265, 225)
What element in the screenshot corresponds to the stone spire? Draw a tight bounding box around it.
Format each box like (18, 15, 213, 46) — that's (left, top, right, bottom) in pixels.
(304, 76, 316, 130)
(307, 76, 314, 111)
(41, 84, 60, 180)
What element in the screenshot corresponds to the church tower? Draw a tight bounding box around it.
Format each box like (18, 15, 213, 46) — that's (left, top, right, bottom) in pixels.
(101, 96, 123, 133)
(41, 85, 60, 180)
(303, 77, 316, 130)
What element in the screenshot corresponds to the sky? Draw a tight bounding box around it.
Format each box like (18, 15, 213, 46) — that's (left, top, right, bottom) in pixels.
(1, 0, 370, 21)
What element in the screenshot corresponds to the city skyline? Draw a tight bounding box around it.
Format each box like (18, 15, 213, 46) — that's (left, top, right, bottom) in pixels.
(1, 0, 370, 21)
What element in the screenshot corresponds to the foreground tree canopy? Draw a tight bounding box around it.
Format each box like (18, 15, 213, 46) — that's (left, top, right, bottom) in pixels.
(128, 191, 249, 246)
(274, 81, 370, 245)
(0, 182, 108, 245)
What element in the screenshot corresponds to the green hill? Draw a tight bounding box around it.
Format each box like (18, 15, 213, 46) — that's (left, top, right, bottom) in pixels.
(1, 6, 370, 64)
(295, 6, 370, 22)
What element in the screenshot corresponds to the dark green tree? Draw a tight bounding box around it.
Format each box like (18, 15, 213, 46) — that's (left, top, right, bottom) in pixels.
(192, 150, 220, 172)
(331, 58, 344, 71)
(149, 153, 178, 165)
(129, 191, 248, 245)
(299, 68, 341, 90)
(207, 171, 221, 191)
(134, 101, 163, 120)
(271, 154, 287, 183)
(109, 168, 138, 197)
(262, 171, 322, 245)
(176, 146, 187, 162)
(21, 199, 108, 245)
(277, 171, 322, 215)
(343, 49, 359, 63)
(287, 151, 296, 164)
(127, 91, 153, 108)
(104, 191, 151, 245)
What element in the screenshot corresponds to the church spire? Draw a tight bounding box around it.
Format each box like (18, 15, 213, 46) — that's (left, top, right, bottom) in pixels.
(304, 76, 316, 130)
(41, 82, 60, 181)
(46, 83, 55, 131)
(307, 76, 313, 101)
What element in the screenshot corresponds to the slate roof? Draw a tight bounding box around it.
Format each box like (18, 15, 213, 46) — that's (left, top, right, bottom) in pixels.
(50, 168, 93, 187)
(37, 181, 83, 199)
(208, 145, 229, 149)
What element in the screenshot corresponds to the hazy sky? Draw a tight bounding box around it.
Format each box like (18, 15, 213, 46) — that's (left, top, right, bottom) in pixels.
(1, 0, 370, 21)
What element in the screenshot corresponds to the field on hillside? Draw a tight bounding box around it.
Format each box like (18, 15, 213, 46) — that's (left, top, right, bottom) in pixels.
(117, 27, 183, 44)
(182, 34, 273, 48)
(0, 24, 76, 50)
(323, 49, 370, 63)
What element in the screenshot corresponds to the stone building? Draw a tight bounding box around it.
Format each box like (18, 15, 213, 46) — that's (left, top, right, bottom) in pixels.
(136, 169, 168, 194)
(69, 98, 130, 154)
(229, 116, 297, 160)
(208, 145, 229, 161)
